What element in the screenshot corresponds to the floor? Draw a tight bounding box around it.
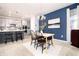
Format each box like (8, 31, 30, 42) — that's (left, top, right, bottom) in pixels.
(0, 34, 79, 56)
(0, 35, 33, 56)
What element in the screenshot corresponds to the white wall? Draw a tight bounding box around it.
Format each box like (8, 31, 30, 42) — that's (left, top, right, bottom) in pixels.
(30, 16, 39, 32)
(22, 19, 27, 25)
(30, 16, 36, 31)
(35, 16, 39, 31)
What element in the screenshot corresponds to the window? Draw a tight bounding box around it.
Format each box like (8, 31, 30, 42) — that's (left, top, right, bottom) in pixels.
(70, 8, 78, 29)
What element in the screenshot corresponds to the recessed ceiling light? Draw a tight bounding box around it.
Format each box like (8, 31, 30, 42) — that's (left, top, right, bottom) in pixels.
(16, 11, 18, 13)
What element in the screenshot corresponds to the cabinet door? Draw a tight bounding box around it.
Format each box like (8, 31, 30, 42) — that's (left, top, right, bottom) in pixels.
(0, 32, 5, 43)
(0, 33, 2, 43)
(71, 30, 79, 47)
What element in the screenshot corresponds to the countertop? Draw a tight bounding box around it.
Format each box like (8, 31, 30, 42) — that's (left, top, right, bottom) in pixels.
(0, 29, 25, 32)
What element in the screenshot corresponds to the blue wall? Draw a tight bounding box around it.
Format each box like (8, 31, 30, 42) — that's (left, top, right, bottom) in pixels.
(41, 3, 78, 41)
(44, 8, 66, 40)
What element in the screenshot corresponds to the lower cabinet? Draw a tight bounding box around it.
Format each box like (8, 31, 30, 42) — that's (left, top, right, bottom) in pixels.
(0, 31, 24, 44)
(0, 32, 5, 43)
(15, 31, 24, 41)
(71, 30, 79, 48)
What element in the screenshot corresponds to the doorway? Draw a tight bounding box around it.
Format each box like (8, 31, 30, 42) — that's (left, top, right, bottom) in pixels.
(67, 6, 78, 43)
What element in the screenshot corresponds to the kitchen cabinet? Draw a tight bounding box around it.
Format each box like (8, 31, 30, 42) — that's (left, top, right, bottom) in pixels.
(71, 30, 79, 48)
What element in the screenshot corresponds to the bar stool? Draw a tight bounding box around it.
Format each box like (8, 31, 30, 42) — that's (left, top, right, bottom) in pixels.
(5, 32, 14, 43)
(15, 31, 24, 41)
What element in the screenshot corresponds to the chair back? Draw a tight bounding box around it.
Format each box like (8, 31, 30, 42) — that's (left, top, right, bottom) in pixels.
(30, 30, 36, 40)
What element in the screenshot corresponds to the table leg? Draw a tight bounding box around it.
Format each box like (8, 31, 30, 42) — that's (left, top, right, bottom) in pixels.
(45, 37, 48, 53)
(51, 36, 53, 46)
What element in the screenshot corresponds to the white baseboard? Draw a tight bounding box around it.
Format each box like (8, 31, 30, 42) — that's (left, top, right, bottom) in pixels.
(53, 38, 71, 44)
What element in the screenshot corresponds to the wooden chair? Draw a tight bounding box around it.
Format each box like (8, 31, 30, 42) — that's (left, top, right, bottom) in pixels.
(30, 30, 38, 47)
(36, 36, 53, 53)
(36, 36, 46, 53)
(47, 36, 53, 48)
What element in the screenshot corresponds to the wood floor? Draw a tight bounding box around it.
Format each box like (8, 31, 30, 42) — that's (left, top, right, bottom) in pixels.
(0, 35, 33, 56)
(0, 35, 79, 56)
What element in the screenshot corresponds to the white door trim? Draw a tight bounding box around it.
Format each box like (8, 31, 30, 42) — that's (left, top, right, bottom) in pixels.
(66, 8, 71, 44)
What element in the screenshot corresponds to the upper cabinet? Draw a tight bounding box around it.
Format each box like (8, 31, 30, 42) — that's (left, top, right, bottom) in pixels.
(0, 16, 23, 30)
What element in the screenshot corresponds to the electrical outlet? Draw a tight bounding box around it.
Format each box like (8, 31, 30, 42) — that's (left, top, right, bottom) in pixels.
(61, 35, 63, 38)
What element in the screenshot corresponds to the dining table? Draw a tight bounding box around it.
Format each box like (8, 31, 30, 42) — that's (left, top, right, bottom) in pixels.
(38, 32, 55, 53)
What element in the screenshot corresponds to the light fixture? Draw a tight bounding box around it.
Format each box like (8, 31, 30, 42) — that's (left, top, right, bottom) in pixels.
(40, 15, 46, 20)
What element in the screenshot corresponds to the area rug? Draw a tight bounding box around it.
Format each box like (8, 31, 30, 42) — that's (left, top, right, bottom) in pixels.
(23, 42, 62, 56)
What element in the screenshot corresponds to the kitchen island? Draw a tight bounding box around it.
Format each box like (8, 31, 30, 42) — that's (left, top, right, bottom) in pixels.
(0, 29, 25, 44)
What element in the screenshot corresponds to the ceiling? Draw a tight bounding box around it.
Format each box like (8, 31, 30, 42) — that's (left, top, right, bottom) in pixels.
(0, 3, 73, 18)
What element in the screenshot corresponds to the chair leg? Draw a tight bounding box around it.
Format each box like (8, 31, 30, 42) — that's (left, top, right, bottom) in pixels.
(36, 43, 38, 50)
(42, 44, 44, 53)
(12, 39, 14, 42)
(5, 40, 7, 44)
(51, 40, 53, 45)
(34, 40, 37, 48)
(21, 36, 23, 40)
(30, 40, 33, 45)
(16, 39, 18, 41)
(34, 43, 36, 48)
(47, 43, 50, 49)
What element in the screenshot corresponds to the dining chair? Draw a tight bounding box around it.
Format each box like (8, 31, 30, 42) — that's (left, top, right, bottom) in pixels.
(47, 36, 53, 48)
(30, 30, 38, 47)
(41, 33, 53, 48)
(36, 33, 53, 53)
(36, 36, 46, 53)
